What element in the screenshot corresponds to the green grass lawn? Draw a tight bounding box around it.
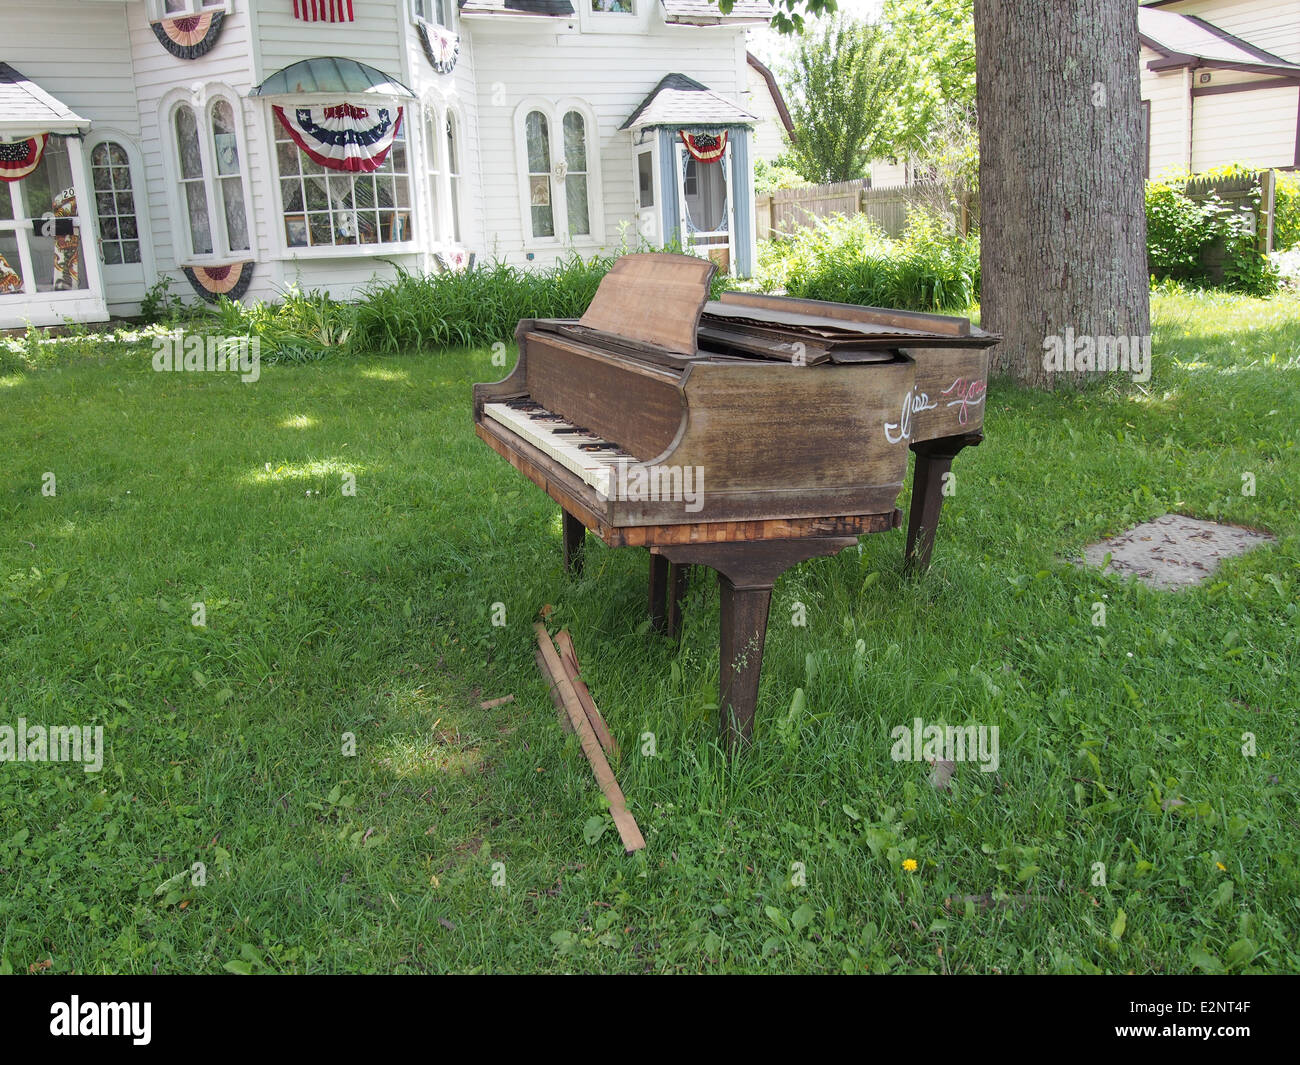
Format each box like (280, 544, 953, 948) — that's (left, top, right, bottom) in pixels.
(2, 289, 1297, 974)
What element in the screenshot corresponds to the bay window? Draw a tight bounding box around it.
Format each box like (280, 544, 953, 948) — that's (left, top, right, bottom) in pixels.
(273, 106, 412, 251)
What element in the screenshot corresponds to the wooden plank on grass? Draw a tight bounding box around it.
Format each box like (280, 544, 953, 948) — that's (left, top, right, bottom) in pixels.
(534, 623, 645, 854)
(554, 630, 620, 759)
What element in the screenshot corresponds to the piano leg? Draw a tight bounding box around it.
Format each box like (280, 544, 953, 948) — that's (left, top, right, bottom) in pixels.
(666, 562, 688, 642)
(648, 553, 669, 633)
(905, 432, 982, 573)
(659, 538, 859, 754)
(562, 510, 586, 575)
(719, 577, 772, 749)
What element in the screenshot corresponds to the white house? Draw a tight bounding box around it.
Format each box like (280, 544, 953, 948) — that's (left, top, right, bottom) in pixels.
(0, 0, 773, 329)
(1140, 0, 1300, 176)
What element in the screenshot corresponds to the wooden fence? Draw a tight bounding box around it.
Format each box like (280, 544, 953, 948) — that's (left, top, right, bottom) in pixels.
(754, 180, 955, 240)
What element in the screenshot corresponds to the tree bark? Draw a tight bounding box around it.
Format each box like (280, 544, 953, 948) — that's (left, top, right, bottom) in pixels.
(975, 0, 1150, 388)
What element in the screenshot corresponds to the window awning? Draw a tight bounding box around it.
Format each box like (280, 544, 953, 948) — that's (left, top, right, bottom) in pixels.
(249, 57, 415, 98)
(0, 62, 91, 136)
(620, 73, 757, 132)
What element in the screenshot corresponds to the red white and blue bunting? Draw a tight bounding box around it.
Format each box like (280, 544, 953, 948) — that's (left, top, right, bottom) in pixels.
(183, 261, 254, 303)
(679, 130, 728, 163)
(151, 11, 226, 60)
(293, 1, 355, 20)
(272, 102, 405, 174)
(418, 21, 460, 75)
(0, 134, 48, 182)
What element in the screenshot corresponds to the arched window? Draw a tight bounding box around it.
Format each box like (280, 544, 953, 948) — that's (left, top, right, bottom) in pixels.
(561, 110, 589, 238)
(168, 89, 252, 259)
(445, 110, 463, 243)
(425, 106, 443, 241)
(90, 141, 142, 266)
(516, 100, 600, 244)
(524, 110, 553, 239)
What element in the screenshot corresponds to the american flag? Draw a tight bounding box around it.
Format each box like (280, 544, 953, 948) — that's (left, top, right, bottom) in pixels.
(293, 0, 355, 20)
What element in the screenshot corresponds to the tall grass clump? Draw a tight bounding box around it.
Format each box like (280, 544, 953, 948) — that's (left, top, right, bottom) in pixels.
(760, 209, 980, 313)
(348, 253, 618, 354)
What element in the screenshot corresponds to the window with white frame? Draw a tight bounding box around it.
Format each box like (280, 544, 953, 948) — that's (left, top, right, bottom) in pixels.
(89, 142, 142, 265)
(424, 109, 443, 242)
(517, 102, 598, 243)
(153, 0, 230, 16)
(411, 0, 451, 27)
(445, 110, 463, 243)
(169, 94, 251, 259)
(591, 0, 634, 12)
(274, 115, 412, 250)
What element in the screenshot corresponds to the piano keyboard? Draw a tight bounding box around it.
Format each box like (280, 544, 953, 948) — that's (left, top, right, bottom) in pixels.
(483, 400, 637, 498)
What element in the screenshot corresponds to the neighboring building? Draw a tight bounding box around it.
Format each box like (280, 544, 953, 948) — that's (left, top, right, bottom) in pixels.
(1140, 0, 1300, 176)
(0, 0, 772, 329)
(743, 51, 793, 163)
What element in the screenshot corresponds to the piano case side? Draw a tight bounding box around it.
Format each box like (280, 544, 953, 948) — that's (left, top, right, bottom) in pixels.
(471, 318, 536, 417)
(606, 356, 918, 526)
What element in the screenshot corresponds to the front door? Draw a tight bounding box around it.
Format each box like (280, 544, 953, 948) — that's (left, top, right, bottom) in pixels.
(674, 141, 734, 275)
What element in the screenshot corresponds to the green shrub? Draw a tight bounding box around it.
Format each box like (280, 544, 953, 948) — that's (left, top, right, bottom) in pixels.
(1145, 171, 1279, 296)
(760, 209, 979, 313)
(1270, 171, 1300, 251)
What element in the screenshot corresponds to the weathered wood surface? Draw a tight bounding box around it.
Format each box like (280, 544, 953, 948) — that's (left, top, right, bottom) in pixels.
(578, 252, 715, 356)
(535, 623, 643, 852)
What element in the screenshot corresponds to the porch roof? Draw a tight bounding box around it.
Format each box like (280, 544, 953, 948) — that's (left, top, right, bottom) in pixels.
(620, 73, 757, 131)
(0, 62, 91, 136)
(1140, 8, 1300, 76)
(249, 57, 415, 98)
(660, 0, 773, 25)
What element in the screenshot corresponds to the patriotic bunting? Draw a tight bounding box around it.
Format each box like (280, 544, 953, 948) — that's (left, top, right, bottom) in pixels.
(293, 0, 355, 20)
(272, 102, 404, 174)
(151, 12, 226, 60)
(679, 130, 728, 163)
(418, 21, 460, 75)
(0, 134, 49, 182)
(183, 262, 254, 303)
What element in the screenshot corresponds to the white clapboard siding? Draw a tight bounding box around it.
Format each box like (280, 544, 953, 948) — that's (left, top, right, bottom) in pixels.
(1141, 49, 1192, 176)
(254, 0, 408, 83)
(126, 0, 288, 304)
(1151, 0, 1300, 64)
(470, 23, 748, 268)
(745, 62, 788, 164)
(3, 1, 141, 135)
(1192, 83, 1300, 170)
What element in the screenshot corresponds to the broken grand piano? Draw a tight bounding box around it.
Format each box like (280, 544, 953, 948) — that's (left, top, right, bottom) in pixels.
(473, 253, 999, 752)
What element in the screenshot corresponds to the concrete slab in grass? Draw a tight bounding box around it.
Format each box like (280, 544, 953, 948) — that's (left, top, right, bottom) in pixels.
(1081, 513, 1275, 590)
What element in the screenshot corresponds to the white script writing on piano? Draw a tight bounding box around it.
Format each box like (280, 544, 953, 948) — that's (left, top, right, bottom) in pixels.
(940, 377, 986, 426)
(606, 460, 705, 513)
(884, 387, 939, 444)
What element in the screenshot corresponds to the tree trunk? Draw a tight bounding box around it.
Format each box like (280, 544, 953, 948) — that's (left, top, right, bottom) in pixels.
(975, 0, 1150, 388)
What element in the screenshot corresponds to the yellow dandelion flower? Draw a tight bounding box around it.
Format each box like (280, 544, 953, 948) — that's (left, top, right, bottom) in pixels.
(903, 859, 918, 872)
(1216, 862, 1226, 871)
